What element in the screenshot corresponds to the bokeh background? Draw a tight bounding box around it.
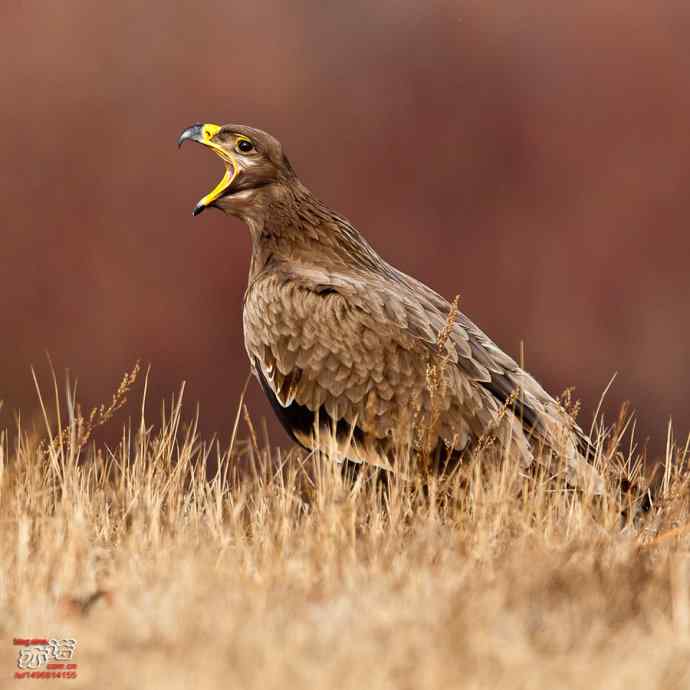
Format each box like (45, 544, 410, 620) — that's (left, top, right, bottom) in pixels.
(2, 1, 690, 456)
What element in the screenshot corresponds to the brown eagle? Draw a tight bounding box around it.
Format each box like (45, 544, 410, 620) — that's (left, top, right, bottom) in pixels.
(178, 122, 602, 491)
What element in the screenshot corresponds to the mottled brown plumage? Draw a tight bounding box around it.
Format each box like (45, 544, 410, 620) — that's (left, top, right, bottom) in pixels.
(178, 123, 602, 491)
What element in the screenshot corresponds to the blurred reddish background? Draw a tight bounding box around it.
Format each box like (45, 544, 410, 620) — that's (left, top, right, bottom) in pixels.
(2, 1, 689, 456)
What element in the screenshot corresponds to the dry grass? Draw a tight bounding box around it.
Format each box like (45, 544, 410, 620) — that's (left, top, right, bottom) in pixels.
(1, 370, 690, 689)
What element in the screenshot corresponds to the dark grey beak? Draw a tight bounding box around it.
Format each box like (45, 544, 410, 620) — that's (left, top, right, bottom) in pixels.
(177, 123, 204, 148)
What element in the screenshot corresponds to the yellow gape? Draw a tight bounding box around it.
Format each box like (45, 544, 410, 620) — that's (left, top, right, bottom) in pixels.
(195, 124, 239, 213)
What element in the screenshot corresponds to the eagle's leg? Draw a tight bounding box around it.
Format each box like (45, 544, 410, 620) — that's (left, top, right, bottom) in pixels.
(338, 458, 392, 493)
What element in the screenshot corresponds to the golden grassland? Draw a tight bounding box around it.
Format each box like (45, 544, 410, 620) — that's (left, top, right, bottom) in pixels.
(1, 367, 690, 690)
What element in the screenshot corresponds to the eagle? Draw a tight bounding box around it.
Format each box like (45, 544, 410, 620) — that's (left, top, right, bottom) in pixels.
(178, 122, 602, 492)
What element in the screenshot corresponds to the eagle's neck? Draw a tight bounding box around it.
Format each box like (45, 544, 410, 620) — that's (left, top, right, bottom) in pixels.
(245, 180, 386, 281)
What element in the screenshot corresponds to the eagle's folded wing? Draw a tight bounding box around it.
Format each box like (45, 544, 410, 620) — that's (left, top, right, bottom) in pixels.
(245, 269, 515, 466)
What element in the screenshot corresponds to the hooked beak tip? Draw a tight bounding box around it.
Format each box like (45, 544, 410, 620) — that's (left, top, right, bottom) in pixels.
(192, 203, 206, 216)
(177, 123, 204, 148)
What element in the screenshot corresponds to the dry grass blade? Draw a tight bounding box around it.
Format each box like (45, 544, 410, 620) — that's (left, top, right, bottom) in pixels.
(40, 360, 141, 455)
(420, 294, 460, 464)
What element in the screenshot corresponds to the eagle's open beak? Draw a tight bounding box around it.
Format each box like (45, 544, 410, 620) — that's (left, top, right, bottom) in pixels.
(178, 123, 238, 216)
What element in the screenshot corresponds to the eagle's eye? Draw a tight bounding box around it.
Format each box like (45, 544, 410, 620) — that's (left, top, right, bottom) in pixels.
(237, 138, 254, 153)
